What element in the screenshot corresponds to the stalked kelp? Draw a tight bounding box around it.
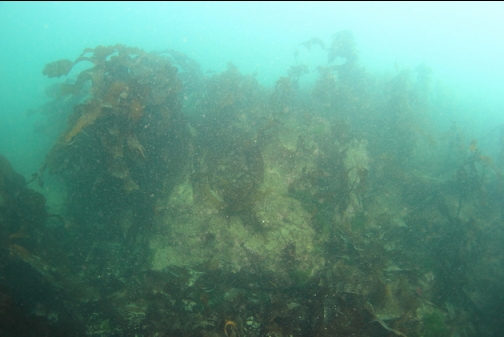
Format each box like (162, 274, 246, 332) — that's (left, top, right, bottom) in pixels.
(40, 45, 190, 243)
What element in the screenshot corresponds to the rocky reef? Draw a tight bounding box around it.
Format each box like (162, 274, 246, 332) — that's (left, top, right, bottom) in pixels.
(3, 34, 504, 336)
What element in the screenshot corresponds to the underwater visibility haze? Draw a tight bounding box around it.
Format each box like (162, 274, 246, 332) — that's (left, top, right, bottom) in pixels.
(1, 2, 504, 336)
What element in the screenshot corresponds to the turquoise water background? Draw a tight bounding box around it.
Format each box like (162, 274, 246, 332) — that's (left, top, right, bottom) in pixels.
(1, 1, 503, 176)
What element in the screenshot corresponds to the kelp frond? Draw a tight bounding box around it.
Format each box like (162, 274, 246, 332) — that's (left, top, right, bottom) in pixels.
(43, 59, 75, 78)
(63, 101, 102, 144)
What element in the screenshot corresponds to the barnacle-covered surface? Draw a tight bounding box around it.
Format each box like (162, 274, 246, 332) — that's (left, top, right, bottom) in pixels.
(2, 34, 504, 337)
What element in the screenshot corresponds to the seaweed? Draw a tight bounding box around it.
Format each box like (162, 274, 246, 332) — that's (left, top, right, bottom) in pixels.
(63, 100, 102, 143)
(421, 310, 450, 337)
(188, 64, 269, 231)
(299, 37, 326, 51)
(206, 139, 267, 231)
(42, 58, 75, 78)
(39, 45, 190, 244)
(327, 30, 358, 66)
(288, 128, 356, 232)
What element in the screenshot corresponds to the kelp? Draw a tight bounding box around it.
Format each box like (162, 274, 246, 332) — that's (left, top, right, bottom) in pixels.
(299, 37, 326, 51)
(42, 59, 74, 78)
(202, 62, 263, 114)
(205, 139, 266, 230)
(40, 45, 190, 237)
(188, 64, 269, 231)
(63, 100, 102, 143)
(327, 30, 358, 65)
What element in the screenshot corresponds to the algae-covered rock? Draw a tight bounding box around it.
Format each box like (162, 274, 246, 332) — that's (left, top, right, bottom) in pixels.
(421, 309, 450, 337)
(150, 178, 324, 284)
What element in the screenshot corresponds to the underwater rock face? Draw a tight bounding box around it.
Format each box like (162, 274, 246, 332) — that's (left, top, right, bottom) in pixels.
(0, 154, 47, 241)
(12, 35, 504, 336)
(0, 154, 89, 336)
(151, 179, 324, 281)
